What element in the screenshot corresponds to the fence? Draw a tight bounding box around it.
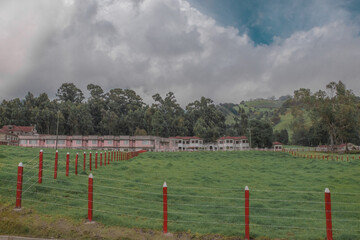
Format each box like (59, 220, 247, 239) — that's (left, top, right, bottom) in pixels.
(1, 149, 360, 239)
(284, 148, 360, 162)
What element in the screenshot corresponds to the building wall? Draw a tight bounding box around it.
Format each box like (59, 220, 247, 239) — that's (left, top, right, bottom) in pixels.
(17, 135, 250, 152)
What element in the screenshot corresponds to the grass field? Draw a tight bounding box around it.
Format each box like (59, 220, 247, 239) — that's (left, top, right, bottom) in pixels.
(1, 146, 360, 239)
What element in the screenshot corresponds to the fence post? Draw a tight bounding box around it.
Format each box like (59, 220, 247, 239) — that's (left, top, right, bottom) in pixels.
(95, 152, 98, 169)
(104, 151, 107, 166)
(54, 150, 58, 179)
(66, 152, 70, 176)
(75, 153, 78, 175)
(15, 162, 23, 209)
(108, 151, 110, 164)
(88, 173, 93, 222)
(38, 150, 43, 184)
(111, 151, 113, 162)
(83, 152, 86, 171)
(245, 186, 250, 240)
(89, 152, 92, 171)
(163, 182, 168, 233)
(325, 188, 333, 240)
(117, 151, 119, 161)
(100, 152, 102, 166)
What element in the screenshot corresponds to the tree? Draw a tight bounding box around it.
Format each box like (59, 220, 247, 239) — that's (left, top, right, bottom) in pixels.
(151, 92, 186, 137)
(291, 81, 360, 150)
(56, 83, 84, 103)
(87, 84, 106, 134)
(185, 97, 226, 142)
(249, 119, 273, 148)
(274, 129, 289, 145)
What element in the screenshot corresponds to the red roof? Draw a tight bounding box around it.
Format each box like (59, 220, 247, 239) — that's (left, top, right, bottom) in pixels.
(218, 136, 247, 140)
(273, 141, 282, 145)
(171, 136, 201, 140)
(1, 125, 34, 133)
(0, 129, 17, 136)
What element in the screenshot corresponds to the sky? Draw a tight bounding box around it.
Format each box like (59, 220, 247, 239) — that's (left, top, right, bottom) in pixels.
(1, 0, 360, 105)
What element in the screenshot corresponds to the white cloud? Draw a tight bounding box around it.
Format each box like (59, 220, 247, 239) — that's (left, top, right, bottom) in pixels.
(0, 0, 359, 105)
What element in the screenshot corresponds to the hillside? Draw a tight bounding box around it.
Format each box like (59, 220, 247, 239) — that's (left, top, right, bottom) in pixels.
(218, 97, 289, 127)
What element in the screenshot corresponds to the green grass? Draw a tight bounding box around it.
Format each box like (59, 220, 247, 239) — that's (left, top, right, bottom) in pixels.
(1, 146, 360, 239)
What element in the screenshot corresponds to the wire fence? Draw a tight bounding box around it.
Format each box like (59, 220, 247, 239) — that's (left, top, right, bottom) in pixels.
(1, 149, 360, 239)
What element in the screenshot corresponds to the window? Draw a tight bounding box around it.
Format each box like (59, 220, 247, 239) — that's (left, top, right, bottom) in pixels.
(92, 140, 97, 145)
(123, 140, 129, 145)
(107, 140, 113, 145)
(57, 140, 65, 145)
(236, 141, 239, 144)
(20, 140, 27, 144)
(195, 140, 198, 143)
(186, 141, 190, 144)
(191, 140, 194, 143)
(29, 140, 38, 145)
(219, 141, 223, 144)
(226, 140, 230, 143)
(46, 140, 55, 144)
(76, 140, 82, 144)
(142, 140, 150, 145)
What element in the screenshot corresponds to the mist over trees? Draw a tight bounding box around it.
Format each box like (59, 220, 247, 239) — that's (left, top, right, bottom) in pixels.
(1, 81, 359, 147)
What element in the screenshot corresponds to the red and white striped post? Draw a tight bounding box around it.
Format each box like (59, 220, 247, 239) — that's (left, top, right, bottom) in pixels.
(38, 150, 43, 184)
(100, 152, 102, 166)
(111, 151, 113, 162)
(88, 173, 93, 222)
(117, 151, 119, 161)
(89, 152, 92, 171)
(325, 188, 333, 240)
(163, 182, 168, 234)
(245, 186, 250, 240)
(83, 152, 86, 171)
(15, 162, 23, 209)
(108, 151, 110, 164)
(54, 150, 58, 179)
(75, 153, 78, 175)
(95, 152, 98, 169)
(66, 152, 70, 177)
(104, 151, 107, 166)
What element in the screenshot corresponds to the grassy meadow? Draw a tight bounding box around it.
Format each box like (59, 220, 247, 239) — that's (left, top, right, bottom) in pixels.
(0, 145, 360, 239)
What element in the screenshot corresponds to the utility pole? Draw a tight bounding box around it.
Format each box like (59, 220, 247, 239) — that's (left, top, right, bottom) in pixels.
(248, 127, 252, 149)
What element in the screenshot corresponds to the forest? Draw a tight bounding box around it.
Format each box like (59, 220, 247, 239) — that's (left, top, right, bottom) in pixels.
(1, 81, 359, 148)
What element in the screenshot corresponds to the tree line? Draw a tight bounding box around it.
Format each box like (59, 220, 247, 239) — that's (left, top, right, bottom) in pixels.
(288, 81, 360, 149)
(0, 83, 227, 143)
(1, 81, 357, 148)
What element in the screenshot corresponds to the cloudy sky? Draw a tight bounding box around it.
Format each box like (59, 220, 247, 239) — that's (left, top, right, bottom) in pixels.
(1, 0, 360, 105)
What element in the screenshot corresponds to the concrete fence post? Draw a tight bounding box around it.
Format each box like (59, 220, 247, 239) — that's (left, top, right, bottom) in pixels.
(163, 182, 168, 234)
(54, 150, 58, 179)
(15, 162, 23, 209)
(245, 186, 250, 240)
(38, 150, 43, 184)
(325, 188, 333, 240)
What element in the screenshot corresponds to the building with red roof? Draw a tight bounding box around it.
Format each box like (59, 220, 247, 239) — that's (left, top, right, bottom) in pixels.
(170, 136, 203, 151)
(0, 129, 19, 146)
(217, 136, 249, 151)
(273, 141, 283, 151)
(1, 125, 37, 136)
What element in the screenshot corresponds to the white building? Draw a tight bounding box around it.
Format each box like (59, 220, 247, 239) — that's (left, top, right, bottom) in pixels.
(217, 136, 250, 151)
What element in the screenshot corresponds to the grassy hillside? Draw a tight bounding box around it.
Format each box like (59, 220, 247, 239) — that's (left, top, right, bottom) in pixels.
(219, 98, 288, 126)
(1, 146, 360, 239)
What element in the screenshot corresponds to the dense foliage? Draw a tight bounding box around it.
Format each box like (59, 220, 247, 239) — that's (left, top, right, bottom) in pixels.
(0, 83, 232, 142)
(289, 81, 360, 148)
(1, 81, 358, 147)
